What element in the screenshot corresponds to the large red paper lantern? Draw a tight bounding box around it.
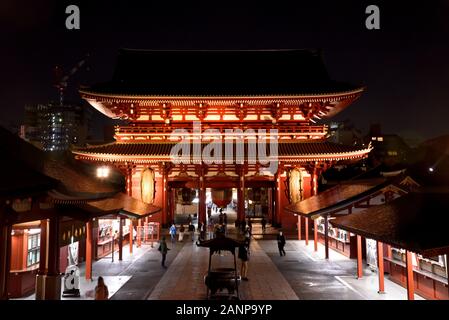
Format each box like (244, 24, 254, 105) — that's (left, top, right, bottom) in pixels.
(211, 188, 233, 208)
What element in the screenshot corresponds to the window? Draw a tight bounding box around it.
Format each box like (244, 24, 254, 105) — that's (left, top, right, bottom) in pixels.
(27, 233, 40, 267)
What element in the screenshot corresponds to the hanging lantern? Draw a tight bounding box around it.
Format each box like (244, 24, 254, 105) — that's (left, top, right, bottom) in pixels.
(141, 168, 155, 204)
(248, 188, 262, 202)
(289, 168, 303, 204)
(181, 188, 196, 205)
(211, 188, 233, 208)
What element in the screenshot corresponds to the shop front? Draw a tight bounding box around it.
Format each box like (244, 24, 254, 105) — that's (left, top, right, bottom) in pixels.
(96, 217, 132, 259)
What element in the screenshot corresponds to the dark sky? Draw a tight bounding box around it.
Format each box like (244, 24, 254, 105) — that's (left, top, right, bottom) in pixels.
(1, 1, 449, 143)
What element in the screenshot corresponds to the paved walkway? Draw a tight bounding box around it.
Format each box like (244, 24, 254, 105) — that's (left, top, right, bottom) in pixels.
(148, 240, 298, 300)
(259, 239, 425, 300)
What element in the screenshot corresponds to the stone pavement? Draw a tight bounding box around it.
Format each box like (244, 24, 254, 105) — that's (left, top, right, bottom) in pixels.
(148, 239, 299, 300)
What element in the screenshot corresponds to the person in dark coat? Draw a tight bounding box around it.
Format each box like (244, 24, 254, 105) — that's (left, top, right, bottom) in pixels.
(158, 236, 170, 267)
(277, 231, 286, 256)
(261, 217, 267, 233)
(238, 238, 250, 281)
(241, 219, 247, 234)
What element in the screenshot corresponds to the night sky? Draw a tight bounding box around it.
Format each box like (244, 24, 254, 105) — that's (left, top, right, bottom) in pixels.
(1, 1, 449, 143)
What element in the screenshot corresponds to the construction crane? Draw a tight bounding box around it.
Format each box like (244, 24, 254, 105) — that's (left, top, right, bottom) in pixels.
(54, 54, 89, 106)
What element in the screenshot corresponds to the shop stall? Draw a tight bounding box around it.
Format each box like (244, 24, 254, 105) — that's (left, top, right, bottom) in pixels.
(331, 192, 449, 300)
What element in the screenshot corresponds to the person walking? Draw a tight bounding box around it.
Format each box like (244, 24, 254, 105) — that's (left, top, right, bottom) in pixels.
(247, 218, 252, 233)
(261, 217, 267, 234)
(178, 224, 185, 242)
(158, 236, 170, 268)
(188, 222, 196, 241)
(277, 231, 286, 256)
(94, 276, 109, 300)
(238, 238, 250, 281)
(241, 219, 247, 234)
(169, 224, 176, 244)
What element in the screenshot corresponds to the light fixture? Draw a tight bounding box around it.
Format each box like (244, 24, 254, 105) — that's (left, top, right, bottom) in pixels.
(428, 167, 434, 173)
(97, 166, 110, 178)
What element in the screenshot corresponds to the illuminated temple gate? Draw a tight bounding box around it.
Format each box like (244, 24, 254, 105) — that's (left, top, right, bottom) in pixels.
(73, 49, 371, 229)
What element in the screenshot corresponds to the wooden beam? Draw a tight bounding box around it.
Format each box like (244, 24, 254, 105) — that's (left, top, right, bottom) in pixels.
(377, 241, 385, 293)
(297, 215, 301, 240)
(405, 250, 415, 300)
(357, 235, 363, 278)
(314, 219, 318, 252)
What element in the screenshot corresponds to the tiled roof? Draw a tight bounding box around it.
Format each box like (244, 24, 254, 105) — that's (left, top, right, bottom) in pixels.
(81, 192, 161, 218)
(330, 192, 449, 256)
(81, 49, 363, 96)
(74, 141, 371, 161)
(0, 126, 119, 199)
(285, 178, 389, 218)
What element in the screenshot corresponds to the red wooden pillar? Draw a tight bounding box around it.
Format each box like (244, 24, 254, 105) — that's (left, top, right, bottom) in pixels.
(305, 218, 309, 245)
(275, 170, 282, 227)
(85, 220, 93, 280)
(311, 166, 318, 251)
(0, 221, 12, 300)
(199, 168, 207, 226)
(297, 215, 302, 240)
(237, 165, 245, 222)
(126, 166, 133, 197)
(357, 235, 363, 279)
(377, 241, 385, 293)
(162, 167, 168, 226)
(129, 219, 133, 254)
(118, 217, 124, 261)
(268, 188, 273, 223)
(324, 216, 329, 259)
(44, 216, 61, 300)
(170, 188, 176, 223)
(405, 250, 415, 300)
(35, 219, 48, 300)
(137, 219, 142, 247)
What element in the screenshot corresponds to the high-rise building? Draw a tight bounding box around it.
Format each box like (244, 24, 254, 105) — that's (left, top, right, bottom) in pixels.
(21, 103, 92, 151)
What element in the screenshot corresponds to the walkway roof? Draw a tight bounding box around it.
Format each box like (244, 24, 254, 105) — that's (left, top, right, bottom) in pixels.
(330, 192, 449, 257)
(285, 177, 390, 218)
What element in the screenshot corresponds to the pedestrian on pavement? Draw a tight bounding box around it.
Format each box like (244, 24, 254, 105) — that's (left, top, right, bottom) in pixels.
(241, 219, 247, 234)
(247, 218, 252, 233)
(169, 224, 177, 244)
(158, 236, 170, 268)
(238, 238, 250, 281)
(199, 222, 205, 240)
(223, 212, 228, 225)
(219, 209, 224, 225)
(188, 222, 196, 241)
(261, 217, 267, 234)
(277, 231, 286, 256)
(187, 214, 192, 225)
(178, 224, 185, 242)
(94, 276, 109, 300)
